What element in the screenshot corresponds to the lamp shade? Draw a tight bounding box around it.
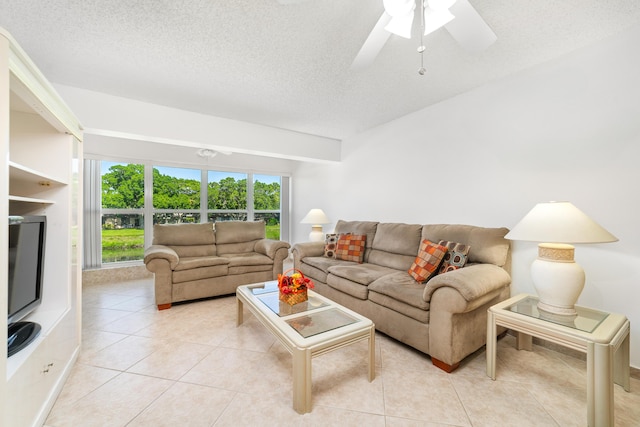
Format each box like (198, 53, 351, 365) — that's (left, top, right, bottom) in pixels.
(300, 209, 330, 225)
(504, 201, 617, 244)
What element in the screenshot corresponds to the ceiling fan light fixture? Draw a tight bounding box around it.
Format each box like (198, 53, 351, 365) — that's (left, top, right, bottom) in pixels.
(196, 148, 218, 158)
(383, 0, 415, 38)
(423, 7, 455, 36)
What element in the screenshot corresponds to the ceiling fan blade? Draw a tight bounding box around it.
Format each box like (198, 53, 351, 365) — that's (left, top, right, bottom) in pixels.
(350, 13, 393, 71)
(444, 0, 496, 52)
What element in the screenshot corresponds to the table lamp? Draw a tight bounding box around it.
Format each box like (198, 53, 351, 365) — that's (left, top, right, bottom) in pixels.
(505, 201, 617, 317)
(300, 209, 330, 242)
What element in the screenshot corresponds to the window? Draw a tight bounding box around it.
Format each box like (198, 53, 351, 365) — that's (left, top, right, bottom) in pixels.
(83, 159, 289, 269)
(207, 170, 247, 221)
(254, 174, 281, 240)
(153, 166, 201, 224)
(100, 162, 145, 264)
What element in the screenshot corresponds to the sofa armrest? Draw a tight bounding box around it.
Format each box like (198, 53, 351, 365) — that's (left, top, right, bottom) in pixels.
(144, 245, 179, 270)
(255, 239, 291, 259)
(423, 264, 511, 304)
(292, 242, 325, 259)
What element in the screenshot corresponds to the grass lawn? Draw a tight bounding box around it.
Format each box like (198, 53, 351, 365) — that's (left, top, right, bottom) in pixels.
(102, 225, 281, 263)
(102, 228, 144, 263)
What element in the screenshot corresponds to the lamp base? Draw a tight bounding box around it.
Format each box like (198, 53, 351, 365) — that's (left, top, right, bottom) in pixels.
(536, 301, 578, 320)
(308, 225, 324, 242)
(531, 243, 585, 318)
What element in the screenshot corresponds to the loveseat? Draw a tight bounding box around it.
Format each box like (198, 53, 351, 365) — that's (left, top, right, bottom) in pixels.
(292, 220, 511, 372)
(144, 221, 290, 310)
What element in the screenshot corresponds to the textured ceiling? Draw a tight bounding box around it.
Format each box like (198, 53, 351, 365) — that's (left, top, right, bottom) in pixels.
(1, 0, 640, 140)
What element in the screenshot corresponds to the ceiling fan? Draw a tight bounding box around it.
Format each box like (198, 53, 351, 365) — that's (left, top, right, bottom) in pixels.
(352, 0, 496, 71)
(277, 0, 496, 71)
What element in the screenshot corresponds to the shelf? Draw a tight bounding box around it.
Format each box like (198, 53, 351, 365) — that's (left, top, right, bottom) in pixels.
(9, 161, 67, 187)
(9, 195, 55, 215)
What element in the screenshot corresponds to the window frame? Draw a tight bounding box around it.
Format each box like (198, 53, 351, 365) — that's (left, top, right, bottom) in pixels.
(84, 157, 290, 269)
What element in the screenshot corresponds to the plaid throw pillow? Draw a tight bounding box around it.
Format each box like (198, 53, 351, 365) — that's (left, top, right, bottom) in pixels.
(408, 239, 448, 283)
(335, 234, 366, 263)
(438, 240, 470, 274)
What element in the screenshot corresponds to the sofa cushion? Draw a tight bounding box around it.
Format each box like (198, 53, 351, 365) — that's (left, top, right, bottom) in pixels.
(328, 263, 397, 286)
(173, 256, 229, 271)
(153, 222, 216, 258)
(225, 252, 274, 267)
(297, 259, 329, 283)
(324, 233, 339, 259)
(408, 240, 447, 283)
(335, 234, 366, 263)
(368, 222, 423, 271)
(172, 265, 229, 283)
(216, 220, 266, 255)
(422, 224, 510, 267)
(327, 274, 369, 300)
(438, 240, 470, 274)
(304, 256, 353, 274)
(369, 272, 430, 311)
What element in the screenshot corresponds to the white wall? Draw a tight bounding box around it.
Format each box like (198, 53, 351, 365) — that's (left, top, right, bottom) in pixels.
(292, 25, 640, 367)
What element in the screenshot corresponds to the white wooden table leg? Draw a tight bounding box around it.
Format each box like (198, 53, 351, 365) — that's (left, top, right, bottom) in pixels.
(368, 327, 375, 382)
(592, 342, 614, 427)
(486, 310, 496, 380)
(292, 348, 312, 414)
(516, 331, 533, 351)
(236, 297, 244, 326)
(614, 328, 630, 392)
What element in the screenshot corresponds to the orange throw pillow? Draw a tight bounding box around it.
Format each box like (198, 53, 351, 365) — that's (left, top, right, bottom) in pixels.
(335, 234, 366, 263)
(408, 239, 448, 283)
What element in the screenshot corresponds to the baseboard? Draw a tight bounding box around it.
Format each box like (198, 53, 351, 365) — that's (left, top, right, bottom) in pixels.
(83, 264, 152, 286)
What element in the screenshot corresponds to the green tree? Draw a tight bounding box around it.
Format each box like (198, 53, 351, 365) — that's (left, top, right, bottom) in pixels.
(254, 181, 280, 210)
(102, 164, 145, 208)
(152, 168, 200, 209)
(208, 177, 247, 209)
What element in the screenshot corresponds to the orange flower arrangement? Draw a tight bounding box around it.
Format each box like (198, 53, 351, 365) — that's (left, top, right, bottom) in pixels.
(277, 269, 314, 295)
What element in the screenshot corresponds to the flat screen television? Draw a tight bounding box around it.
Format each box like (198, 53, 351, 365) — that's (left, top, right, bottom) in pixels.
(7, 215, 46, 357)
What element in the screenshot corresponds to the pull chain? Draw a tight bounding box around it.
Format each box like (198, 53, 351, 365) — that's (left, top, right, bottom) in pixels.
(417, 0, 426, 75)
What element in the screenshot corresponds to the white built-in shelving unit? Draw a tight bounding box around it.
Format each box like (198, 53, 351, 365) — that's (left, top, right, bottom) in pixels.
(1, 27, 83, 427)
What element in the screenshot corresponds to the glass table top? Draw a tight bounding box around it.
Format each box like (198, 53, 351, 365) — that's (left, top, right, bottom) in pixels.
(286, 308, 359, 338)
(250, 281, 359, 338)
(506, 296, 609, 333)
(257, 292, 329, 317)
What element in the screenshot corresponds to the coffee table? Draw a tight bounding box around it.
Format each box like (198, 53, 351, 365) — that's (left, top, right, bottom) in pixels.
(236, 281, 375, 414)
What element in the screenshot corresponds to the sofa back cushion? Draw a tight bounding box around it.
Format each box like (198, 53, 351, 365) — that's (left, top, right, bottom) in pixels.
(368, 222, 423, 271)
(421, 224, 510, 267)
(334, 220, 379, 263)
(153, 222, 216, 258)
(215, 220, 266, 255)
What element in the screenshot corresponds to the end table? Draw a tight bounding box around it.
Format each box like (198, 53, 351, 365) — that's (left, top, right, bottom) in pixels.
(486, 294, 630, 427)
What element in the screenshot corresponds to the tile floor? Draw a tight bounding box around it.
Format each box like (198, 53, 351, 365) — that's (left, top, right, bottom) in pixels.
(45, 277, 640, 426)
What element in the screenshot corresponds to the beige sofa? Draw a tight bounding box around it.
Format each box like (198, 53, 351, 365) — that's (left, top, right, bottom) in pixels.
(144, 221, 290, 310)
(292, 220, 511, 372)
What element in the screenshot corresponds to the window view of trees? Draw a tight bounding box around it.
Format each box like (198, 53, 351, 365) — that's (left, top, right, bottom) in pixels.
(254, 174, 281, 239)
(102, 163, 145, 209)
(153, 166, 201, 210)
(99, 163, 282, 264)
(101, 162, 145, 263)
